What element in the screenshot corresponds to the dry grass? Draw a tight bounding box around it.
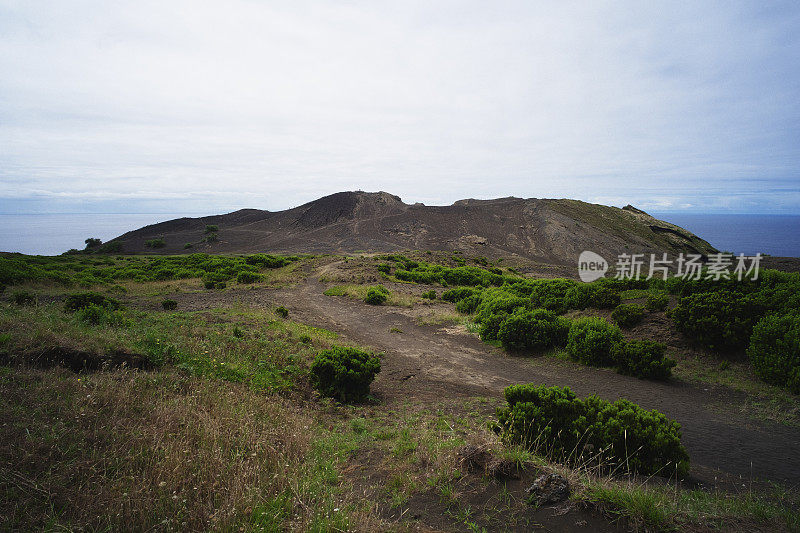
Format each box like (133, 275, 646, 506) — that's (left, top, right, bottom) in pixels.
(0, 366, 386, 531)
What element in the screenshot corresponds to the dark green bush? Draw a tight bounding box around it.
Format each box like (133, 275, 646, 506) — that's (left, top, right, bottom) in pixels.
(478, 311, 509, 341)
(442, 287, 477, 303)
(84, 238, 102, 248)
(184, 243, 193, 249)
(245, 254, 289, 269)
(310, 346, 381, 403)
(204, 233, 219, 243)
(497, 308, 570, 352)
(611, 303, 646, 328)
(566, 318, 623, 366)
(496, 384, 689, 477)
(376, 263, 391, 274)
(145, 238, 166, 249)
(364, 286, 388, 305)
(237, 271, 265, 284)
(611, 340, 675, 380)
(11, 290, 36, 306)
(671, 291, 762, 352)
(205, 225, 218, 234)
(64, 292, 121, 312)
(98, 241, 122, 253)
(455, 294, 482, 314)
(275, 305, 289, 318)
(161, 299, 178, 310)
(646, 292, 669, 312)
(747, 314, 800, 393)
(421, 289, 436, 300)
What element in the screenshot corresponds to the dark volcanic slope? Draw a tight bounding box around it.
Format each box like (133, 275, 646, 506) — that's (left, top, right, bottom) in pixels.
(109, 191, 716, 264)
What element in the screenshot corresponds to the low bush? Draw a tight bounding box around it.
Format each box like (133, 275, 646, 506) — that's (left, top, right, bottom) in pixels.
(364, 286, 388, 305)
(98, 241, 122, 253)
(611, 340, 675, 380)
(184, 243, 193, 249)
(646, 292, 669, 312)
(496, 384, 689, 477)
(145, 238, 166, 249)
(64, 292, 121, 312)
(376, 263, 391, 274)
(497, 308, 570, 352)
(236, 271, 265, 284)
(421, 289, 436, 300)
(12, 290, 36, 306)
(566, 318, 623, 366)
(564, 284, 621, 310)
(478, 311, 509, 341)
(204, 224, 218, 234)
(310, 346, 381, 403)
(245, 254, 289, 269)
(75, 303, 128, 327)
(671, 291, 762, 352)
(611, 303, 646, 328)
(747, 314, 800, 393)
(161, 299, 178, 310)
(441, 287, 477, 303)
(455, 294, 481, 314)
(275, 306, 289, 318)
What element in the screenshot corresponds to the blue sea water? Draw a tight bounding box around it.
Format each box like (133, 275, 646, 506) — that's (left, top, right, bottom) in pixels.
(1, 212, 798, 257)
(0, 213, 207, 256)
(653, 213, 800, 258)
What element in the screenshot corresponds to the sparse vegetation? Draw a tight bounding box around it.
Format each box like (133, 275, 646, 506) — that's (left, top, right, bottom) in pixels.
(145, 237, 166, 249)
(161, 298, 177, 310)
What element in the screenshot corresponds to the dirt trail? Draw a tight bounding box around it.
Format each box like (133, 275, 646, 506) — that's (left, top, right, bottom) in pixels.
(274, 270, 800, 489)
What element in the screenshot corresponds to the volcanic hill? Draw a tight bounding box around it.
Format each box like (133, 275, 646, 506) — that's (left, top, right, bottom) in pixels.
(108, 191, 716, 264)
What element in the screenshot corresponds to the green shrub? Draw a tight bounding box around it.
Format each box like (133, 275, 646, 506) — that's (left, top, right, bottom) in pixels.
(204, 233, 218, 243)
(671, 291, 762, 352)
(84, 237, 102, 248)
(567, 317, 623, 366)
(145, 238, 165, 249)
(611, 340, 675, 380)
(442, 287, 476, 303)
(184, 243, 193, 249)
(11, 290, 36, 306)
(646, 292, 669, 312)
(478, 311, 509, 341)
(421, 290, 436, 300)
(75, 303, 128, 327)
(161, 299, 178, 310)
(98, 241, 122, 253)
(237, 271, 265, 284)
(245, 254, 289, 269)
(310, 346, 381, 403)
(563, 283, 620, 310)
(376, 263, 391, 274)
(455, 294, 481, 314)
(496, 384, 689, 477)
(497, 308, 570, 352)
(275, 306, 289, 318)
(64, 292, 121, 312)
(747, 314, 800, 393)
(204, 224, 218, 234)
(611, 304, 646, 328)
(364, 286, 388, 305)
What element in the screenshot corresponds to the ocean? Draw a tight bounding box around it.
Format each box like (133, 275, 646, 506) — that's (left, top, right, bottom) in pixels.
(653, 213, 800, 258)
(0, 213, 207, 256)
(0, 212, 798, 257)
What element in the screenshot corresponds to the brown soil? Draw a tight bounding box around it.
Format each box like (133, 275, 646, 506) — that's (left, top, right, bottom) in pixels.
(256, 265, 800, 491)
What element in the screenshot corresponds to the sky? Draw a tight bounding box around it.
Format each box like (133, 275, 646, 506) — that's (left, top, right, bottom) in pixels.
(1, 0, 799, 215)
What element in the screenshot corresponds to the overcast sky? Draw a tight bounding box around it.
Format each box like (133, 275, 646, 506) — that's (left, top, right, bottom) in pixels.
(1, 0, 799, 214)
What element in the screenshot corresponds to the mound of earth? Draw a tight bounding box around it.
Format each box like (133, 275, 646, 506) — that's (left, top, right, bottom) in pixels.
(107, 191, 716, 264)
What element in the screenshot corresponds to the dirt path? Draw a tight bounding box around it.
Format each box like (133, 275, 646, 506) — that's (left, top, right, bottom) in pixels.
(272, 272, 800, 489)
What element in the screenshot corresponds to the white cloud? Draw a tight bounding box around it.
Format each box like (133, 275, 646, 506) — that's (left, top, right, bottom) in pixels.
(1, 0, 799, 213)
